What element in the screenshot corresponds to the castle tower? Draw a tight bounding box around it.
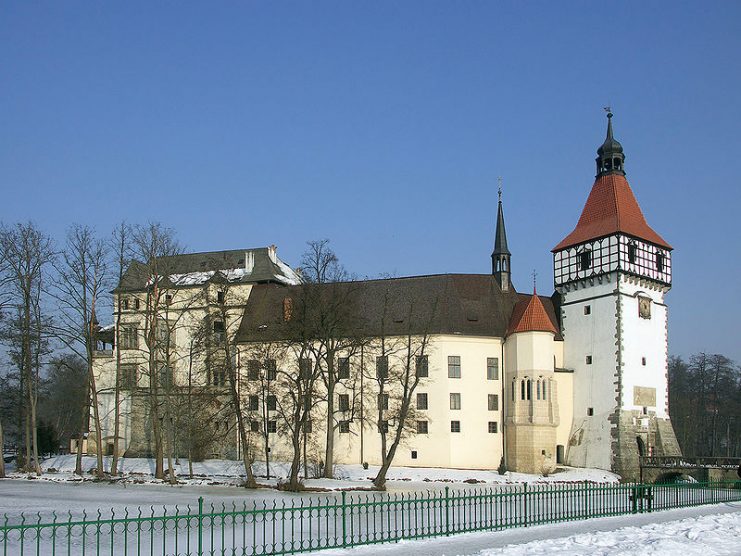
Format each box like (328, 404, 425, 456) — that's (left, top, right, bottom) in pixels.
(552, 112, 680, 480)
(504, 287, 560, 474)
(492, 187, 512, 292)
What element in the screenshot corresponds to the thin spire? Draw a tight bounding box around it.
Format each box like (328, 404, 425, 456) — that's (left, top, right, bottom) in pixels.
(493, 179, 510, 256)
(532, 269, 537, 294)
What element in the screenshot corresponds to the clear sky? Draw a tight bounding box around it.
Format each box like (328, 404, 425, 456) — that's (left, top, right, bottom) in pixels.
(1, 1, 740, 362)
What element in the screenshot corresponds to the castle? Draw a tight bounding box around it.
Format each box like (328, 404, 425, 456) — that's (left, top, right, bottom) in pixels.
(91, 114, 681, 481)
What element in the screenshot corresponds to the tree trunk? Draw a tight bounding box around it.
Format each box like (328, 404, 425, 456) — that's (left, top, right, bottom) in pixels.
(111, 302, 123, 476)
(323, 375, 335, 479)
(88, 353, 105, 479)
(75, 376, 91, 476)
(0, 418, 6, 478)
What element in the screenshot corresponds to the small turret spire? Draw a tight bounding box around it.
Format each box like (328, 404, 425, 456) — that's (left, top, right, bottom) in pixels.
(492, 178, 511, 291)
(596, 109, 625, 177)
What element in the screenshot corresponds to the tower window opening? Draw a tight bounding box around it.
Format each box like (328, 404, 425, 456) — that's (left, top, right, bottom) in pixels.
(536, 380, 541, 400)
(542, 380, 547, 400)
(579, 250, 591, 271)
(628, 242, 637, 263)
(584, 305, 591, 315)
(526, 379, 531, 401)
(586, 355, 593, 365)
(656, 252, 664, 272)
(642, 357, 647, 366)
(613, 157, 621, 170)
(587, 407, 594, 416)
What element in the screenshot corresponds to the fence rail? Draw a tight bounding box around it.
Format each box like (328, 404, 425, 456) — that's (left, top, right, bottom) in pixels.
(2, 480, 740, 555)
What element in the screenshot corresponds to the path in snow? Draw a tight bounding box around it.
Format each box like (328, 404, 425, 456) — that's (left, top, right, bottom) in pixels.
(311, 502, 741, 556)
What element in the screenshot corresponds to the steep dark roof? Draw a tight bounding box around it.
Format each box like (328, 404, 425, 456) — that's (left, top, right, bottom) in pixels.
(492, 198, 510, 256)
(116, 247, 300, 292)
(237, 274, 562, 343)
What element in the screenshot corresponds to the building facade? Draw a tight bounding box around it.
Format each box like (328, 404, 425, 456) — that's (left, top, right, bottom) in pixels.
(91, 115, 679, 480)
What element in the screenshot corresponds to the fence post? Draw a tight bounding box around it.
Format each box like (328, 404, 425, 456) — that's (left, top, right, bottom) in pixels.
(523, 483, 528, 528)
(341, 491, 347, 548)
(583, 481, 588, 519)
(197, 496, 204, 556)
(444, 486, 450, 536)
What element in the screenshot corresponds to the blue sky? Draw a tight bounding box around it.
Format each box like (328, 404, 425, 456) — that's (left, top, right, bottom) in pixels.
(1, 1, 740, 362)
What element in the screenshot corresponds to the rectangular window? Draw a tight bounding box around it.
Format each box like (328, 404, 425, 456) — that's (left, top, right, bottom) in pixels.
(376, 356, 388, 379)
(157, 366, 173, 389)
(338, 394, 350, 412)
(120, 326, 138, 350)
(210, 367, 227, 387)
(411, 450, 418, 459)
(248, 395, 259, 411)
(338, 357, 350, 379)
(448, 356, 461, 378)
(587, 407, 594, 416)
(580, 250, 591, 271)
(584, 305, 591, 315)
(416, 420, 429, 434)
(378, 393, 389, 410)
(119, 364, 138, 389)
(642, 357, 647, 366)
(416, 392, 428, 410)
(267, 395, 277, 411)
(488, 394, 499, 411)
(299, 358, 312, 379)
(339, 421, 350, 433)
(450, 420, 461, 433)
(488, 421, 498, 434)
(586, 355, 593, 365)
(217, 291, 225, 304)
(212, 320, 225, 342)
(415, 355, 429, 377)
(450, 393, 461, 410)
(247, 360, 260, 380)
(134, 298, 140, 310)
(265, 359, 277, 381)
(487, 357, 499, 380)
(165, 294, 173, 305)
(250, 420, 260, 433)
(267, 420, 277, 433)
(122, 298, 129, 311)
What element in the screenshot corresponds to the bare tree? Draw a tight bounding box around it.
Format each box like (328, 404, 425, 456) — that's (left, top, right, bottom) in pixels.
(109, 222, 131, 476)
(129, 223, 183, 480)
(370, 294, 437, 490)
(211, 280, 258, 488)
(50, 224, 109, 478)
(299, 240, 362, 479)
(0, 222, 54, 475)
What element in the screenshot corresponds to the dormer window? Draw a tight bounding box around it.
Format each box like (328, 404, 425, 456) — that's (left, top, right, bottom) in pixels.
(579, 250, 591, 271)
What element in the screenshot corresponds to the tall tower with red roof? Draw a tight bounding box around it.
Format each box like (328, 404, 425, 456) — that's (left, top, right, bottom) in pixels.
(552, 112, 680, 480)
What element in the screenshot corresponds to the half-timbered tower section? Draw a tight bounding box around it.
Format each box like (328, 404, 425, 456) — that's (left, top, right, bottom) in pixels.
(553, 113, 680, 480)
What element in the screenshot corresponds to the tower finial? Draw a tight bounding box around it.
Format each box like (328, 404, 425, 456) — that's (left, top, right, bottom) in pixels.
(596, 108, 625, 177)
(497, 176, 503, 202)
(532, 269, 537, 294)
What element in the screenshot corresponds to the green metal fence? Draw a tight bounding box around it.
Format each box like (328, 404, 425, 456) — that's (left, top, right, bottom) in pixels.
(2, 480, 740, 555)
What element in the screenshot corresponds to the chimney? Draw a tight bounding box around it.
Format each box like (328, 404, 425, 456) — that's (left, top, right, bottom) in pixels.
(244, 251, 255, 273)
(268, 244, 277, 263)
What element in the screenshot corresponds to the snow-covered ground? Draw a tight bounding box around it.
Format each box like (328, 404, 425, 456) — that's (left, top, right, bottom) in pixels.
(3, 454, 619, 492)
(314, 503, 741, 556)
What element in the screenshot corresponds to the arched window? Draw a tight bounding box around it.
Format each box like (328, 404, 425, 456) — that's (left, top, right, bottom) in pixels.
(520, 379, 526, 401)
(526, 379, 531, 401)
(542, 379, 547, 400)
(512, 379, 516, 401)
(536, 380, 541, 400)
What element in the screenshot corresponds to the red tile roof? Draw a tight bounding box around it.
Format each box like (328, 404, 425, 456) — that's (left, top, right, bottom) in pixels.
(507, 292, 559, 336)
(553, 174, 671, 251)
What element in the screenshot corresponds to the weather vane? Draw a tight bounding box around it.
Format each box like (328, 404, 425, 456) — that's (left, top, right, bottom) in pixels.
(532, 269, 537, 292)
(497, 176, 503, 201)
(603, 105, 613, 117)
